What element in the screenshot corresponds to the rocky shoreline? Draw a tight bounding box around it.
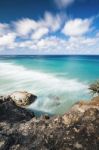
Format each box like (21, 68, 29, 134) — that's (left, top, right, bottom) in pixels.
(0, 91, 99, 150)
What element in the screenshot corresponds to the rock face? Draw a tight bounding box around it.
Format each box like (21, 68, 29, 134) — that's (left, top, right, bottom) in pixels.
(0, 94, 99, 150)
(0, 96, 34, 122)
(9, 91, 37, 107)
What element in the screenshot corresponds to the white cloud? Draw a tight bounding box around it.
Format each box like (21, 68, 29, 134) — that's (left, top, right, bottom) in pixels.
(35, 35, 98, 54)
(14, 12, 62, 39)
(18, 40, 37, 49)
(0, 23, 16, 49)
(0, 12, 63, 50)
(66, 36, 98, 52)
(0, 33, 16, 48)
(43, 12, 62, 32)
(14, 18, 38, 36)
(37, 37, 59, 49)
(32, 27, 49, 40)
(0, 23, 10, 36)
(0, 34, 98, 54)
(54, 0, 75, 9)
(0, 14, 98, 54)
(62, 18, 92, 36)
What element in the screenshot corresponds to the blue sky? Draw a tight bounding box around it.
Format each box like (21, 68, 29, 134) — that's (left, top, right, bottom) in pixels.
(0, 0, 99, 54)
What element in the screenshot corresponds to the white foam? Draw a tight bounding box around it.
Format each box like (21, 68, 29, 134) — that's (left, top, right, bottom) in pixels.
(0, 62, 88, 94)
(0, 61, 88, 113)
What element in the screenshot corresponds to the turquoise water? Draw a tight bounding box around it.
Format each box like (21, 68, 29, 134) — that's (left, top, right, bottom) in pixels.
(0, 55, 99, 115)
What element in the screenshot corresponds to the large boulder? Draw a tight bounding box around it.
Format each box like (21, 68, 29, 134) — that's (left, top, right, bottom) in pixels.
(9, 91, 37, 107)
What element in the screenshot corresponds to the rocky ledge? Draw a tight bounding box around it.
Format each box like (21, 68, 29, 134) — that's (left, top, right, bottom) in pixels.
(0, 92, 99, 150)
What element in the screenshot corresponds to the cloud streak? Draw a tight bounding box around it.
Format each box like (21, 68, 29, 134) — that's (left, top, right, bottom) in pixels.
(14, 12, 62, 39)
(54, 0, 75, 9)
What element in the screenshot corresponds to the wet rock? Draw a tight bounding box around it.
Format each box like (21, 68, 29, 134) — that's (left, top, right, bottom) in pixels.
(0, 95, 10, 104)
(9, 91, 37, 107)
(0, 97, 34, 122)
(41, 114, 50, 120)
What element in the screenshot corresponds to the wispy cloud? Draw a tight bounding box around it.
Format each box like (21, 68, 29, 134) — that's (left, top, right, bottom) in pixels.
(34, 36, 98, 54)
(0, 12, 98, 54)
(0, 32, 16, 48)
(14, 18, 38, 37)
(43, 12, 62, 31)
(0, 23, 10, 36)
(31, 27, 49, 40)
(54, 0, 75, 9)
(14, 12, 62, 39)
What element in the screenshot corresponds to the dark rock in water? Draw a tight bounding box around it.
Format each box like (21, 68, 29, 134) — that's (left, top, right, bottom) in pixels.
(41, 114, 50, 120)
(0, 97, 34, 122)
(0, 94, 99, 150)
(9, 91, 37, 107)
(0, 95, 9, 103)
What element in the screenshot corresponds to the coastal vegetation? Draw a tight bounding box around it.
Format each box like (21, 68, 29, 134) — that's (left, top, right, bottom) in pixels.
(89, 80, 99, 96)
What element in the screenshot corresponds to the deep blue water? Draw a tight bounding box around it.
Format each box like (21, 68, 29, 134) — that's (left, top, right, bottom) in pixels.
(0, 55, 99, 114)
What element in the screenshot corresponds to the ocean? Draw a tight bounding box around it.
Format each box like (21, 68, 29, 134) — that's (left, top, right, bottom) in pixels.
(0, 55, 99, 115)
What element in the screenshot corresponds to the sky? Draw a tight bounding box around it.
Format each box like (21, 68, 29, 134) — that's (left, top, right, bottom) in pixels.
(0, 0, 99, 55)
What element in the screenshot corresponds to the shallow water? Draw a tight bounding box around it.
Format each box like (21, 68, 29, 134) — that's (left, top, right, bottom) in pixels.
(0, 55, 99, 114)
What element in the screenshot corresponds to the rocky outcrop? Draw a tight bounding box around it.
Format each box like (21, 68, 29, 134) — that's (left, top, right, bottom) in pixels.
(8, 91, 37, 107)
(0, 93, 99, 150)
(0, 96, 34, 122)
(62, 96, 99, 125)
(9, 91, 37, 107)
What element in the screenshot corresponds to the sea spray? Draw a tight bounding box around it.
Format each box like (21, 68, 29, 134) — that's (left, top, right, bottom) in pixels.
(0, 62, 89, 114)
